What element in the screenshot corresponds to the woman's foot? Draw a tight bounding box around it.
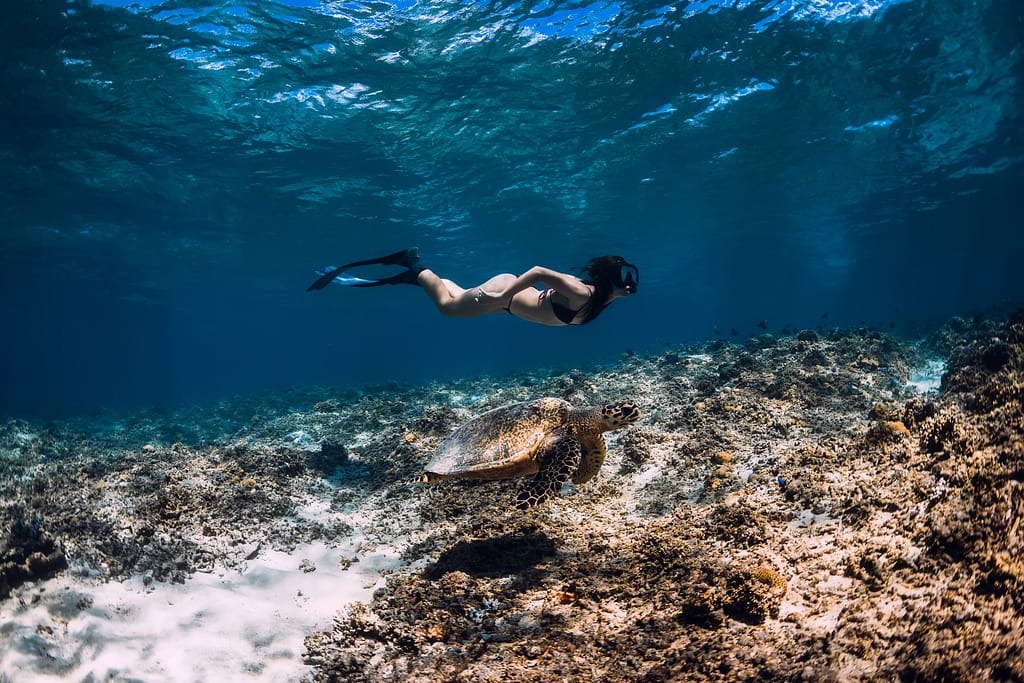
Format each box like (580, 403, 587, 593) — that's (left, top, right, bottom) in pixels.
(380, 247, 420, 270)
(380, 248, 424, 285)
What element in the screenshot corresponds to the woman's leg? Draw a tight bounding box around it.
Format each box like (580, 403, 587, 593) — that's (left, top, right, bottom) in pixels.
(417, 270, 515, 318)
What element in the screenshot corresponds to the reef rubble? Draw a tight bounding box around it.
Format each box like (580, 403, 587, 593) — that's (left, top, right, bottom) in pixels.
(2, 312, 1022, 681)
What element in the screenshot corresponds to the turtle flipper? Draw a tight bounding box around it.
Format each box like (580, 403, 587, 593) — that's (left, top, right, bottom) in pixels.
(516, 437, 582, 509)
(571, 434, 606, 485)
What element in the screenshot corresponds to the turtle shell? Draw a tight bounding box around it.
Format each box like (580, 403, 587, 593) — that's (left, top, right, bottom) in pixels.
(425, 398, 571, 481)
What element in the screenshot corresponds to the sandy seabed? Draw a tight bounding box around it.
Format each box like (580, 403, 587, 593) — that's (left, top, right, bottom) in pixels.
(3, 312, 1023, 682)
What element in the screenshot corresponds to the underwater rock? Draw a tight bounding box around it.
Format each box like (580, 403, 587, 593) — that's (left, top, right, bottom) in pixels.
(723, 566, 787, 624)
(796, 329, 820, 342)
(616, 426, 658, 472)
(918, 408, 980, 457)
(310, 441, 349, 475)
(314, 399, 343, 413)
(0, 512, 67, 599)
(414, 406, 459, 436)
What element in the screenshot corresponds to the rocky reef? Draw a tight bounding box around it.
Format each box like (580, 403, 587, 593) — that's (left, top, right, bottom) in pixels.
(2, 312, 1022, 681)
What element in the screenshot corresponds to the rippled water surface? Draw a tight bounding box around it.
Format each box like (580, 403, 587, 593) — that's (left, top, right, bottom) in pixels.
(2, 0, 1021, 416)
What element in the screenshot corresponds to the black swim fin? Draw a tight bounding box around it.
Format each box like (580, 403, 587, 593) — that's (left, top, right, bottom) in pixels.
(334, 247, 420, 270)
(306, 248, 422, 291)
(353, 268, 422, 287)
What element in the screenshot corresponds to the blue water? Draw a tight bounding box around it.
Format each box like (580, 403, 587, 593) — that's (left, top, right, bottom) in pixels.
(2, 0, 1022, 419)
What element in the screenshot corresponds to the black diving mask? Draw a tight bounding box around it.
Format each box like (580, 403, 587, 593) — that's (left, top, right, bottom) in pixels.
(616, 262, 639, 293)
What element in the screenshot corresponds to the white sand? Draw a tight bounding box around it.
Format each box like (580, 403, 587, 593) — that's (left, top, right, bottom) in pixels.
(907, 359, 945, 394)
(0, 541, 399, 682)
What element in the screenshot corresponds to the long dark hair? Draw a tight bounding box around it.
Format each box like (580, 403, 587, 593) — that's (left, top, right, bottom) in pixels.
(576, 255, 630, 324)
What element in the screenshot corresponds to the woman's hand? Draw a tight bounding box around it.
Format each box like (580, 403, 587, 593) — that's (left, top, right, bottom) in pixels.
(473, 288, 503, 304)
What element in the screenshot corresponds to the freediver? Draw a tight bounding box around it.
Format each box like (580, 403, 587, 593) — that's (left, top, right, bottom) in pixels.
(306, 248, 638, 327)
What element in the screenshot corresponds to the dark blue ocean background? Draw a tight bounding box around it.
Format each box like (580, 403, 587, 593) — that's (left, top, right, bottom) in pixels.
(1, 0, 1021, 419)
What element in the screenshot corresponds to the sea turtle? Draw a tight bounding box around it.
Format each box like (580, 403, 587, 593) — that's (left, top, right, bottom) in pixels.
(418, 397, 641, 508)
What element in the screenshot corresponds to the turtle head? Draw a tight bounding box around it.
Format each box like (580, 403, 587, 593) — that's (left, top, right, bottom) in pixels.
(599, 401, 641, 429)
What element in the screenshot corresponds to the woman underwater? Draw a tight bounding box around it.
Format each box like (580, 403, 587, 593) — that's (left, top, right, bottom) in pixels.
(307, 248, 638, 327)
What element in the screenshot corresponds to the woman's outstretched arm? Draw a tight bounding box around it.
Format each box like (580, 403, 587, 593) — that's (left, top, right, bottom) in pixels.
(484, 266, 591, 302)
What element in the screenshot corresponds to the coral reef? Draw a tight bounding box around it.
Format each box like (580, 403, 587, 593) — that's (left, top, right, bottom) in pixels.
(0, 507, 66, 600)
(2, 314, 1022, 681)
